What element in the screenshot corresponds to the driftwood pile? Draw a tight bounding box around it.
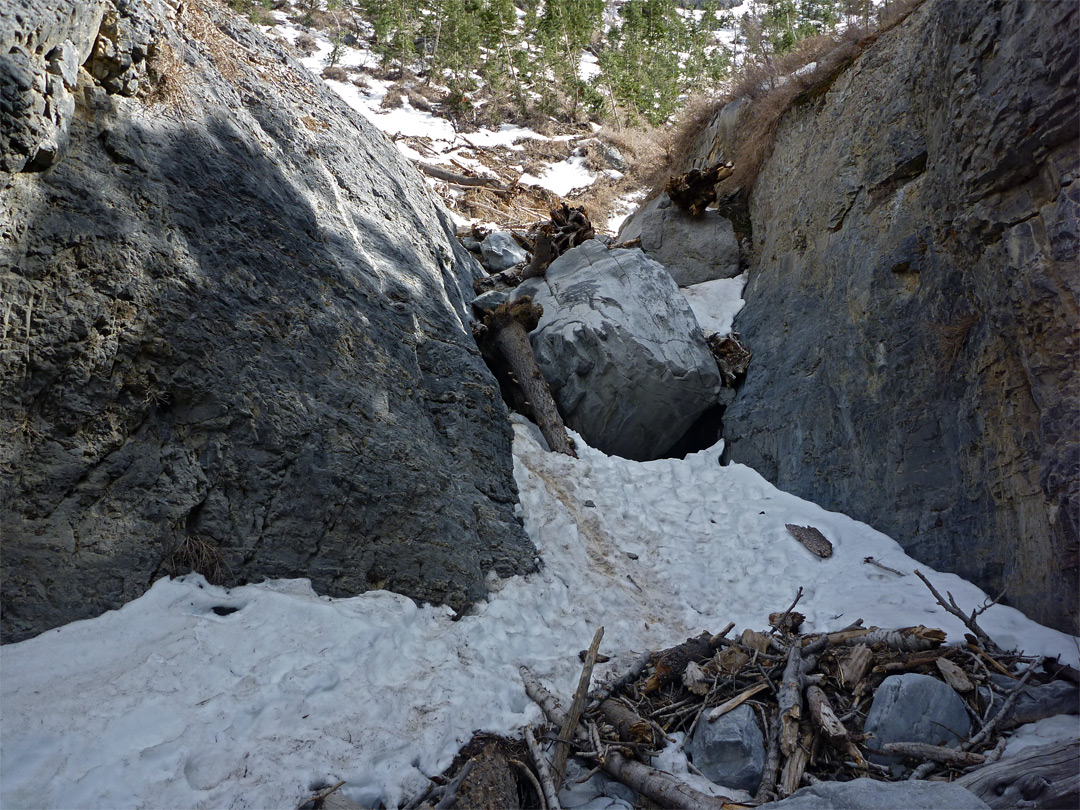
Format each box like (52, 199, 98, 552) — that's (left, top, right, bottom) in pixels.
(391, 573, 1077, 810)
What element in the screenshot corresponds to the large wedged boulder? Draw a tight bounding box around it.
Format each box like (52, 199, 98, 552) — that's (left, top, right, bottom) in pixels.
(0, 0, 534, 642)
(514, 239, 721, 461)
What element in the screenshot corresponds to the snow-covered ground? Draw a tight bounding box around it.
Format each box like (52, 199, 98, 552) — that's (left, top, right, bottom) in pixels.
(3, 411, 1077, 809)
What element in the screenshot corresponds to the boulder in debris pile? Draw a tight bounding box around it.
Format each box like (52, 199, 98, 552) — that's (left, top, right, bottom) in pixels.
(863, 674, 972, 765)
(771, 777, 990, 809)
(685, 704, 765, 793)
(617, 194, 740, 286)
(515, 239, 722, 460)
(480, 231, 527, 272)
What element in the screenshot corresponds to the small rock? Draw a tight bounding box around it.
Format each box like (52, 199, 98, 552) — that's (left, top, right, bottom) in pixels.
(470, 289, 509, 317)
(863, 674, 972, 765)
(977, 676, 1079, 729)
(685, 704, 765, 793)
(480, 231, 527, 272)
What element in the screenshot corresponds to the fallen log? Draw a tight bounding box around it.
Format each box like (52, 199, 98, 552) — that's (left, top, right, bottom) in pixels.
(475, 298, 576, 457)
(806, 685, 847, 745)
(875, 742, 986, 768)
(778, 637, 827, 755)
(779, 725, 814, 797)
(641, 632, 713, 694)
(818, 625, 946, 652)
(524, 727, 562, 810)
(839, 644, 873, 689)
(599, 698, 653, 744)
(415, 160, 507, 191)
(954, 740, 1079, 810)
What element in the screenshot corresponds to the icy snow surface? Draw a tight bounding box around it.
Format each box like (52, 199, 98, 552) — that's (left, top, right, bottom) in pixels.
(681, 273, 747, 336)
(2, 418, 1077, 810)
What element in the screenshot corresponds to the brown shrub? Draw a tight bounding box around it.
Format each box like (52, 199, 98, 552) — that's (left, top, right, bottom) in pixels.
(321, 65, 348, 82)
(163, 535, 230, 584)
(294, 32, 317, 56)
(380, 83, 405, 109)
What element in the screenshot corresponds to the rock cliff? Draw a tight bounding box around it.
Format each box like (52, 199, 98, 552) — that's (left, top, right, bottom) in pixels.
(716, 0, 1078, 632)
(0, 0, 534, 642)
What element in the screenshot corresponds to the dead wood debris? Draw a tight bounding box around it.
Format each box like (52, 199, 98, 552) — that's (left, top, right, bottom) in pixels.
(706, 332, 752, 387)
(665, 161, 735, 217)
(401, 577, 1076, 809)
(473, 204, 595, 293)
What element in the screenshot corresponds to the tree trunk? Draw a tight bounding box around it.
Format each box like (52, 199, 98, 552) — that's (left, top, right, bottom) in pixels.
(484, 299, 576, 457)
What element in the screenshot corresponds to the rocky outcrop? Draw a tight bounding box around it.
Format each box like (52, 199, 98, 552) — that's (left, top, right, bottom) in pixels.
(716, 0, 1078, 632)
(0, 0, 535, 642)
(515, 239, 721, 460)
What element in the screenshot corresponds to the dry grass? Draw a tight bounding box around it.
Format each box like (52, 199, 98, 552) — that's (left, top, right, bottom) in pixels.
(321, 65, 348, 82)
(649, 0, 928, 198)
(934, 312, 980, 374)
(142, 40, 192, 114)
(164, 534, 231, 584)
(293, 32, 317, 57)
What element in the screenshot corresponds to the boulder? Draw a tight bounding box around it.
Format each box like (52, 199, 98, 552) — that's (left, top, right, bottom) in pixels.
(863, 674, 972, 764)
(772, 778, 989, 809)
(716, 0, 1079, 633)
(617, 193, 740, 286)
(685, 704, 765, 793)
(514, 239, 721, 460)
(480, 231, 527, 272)
(0, 0, 534, 642)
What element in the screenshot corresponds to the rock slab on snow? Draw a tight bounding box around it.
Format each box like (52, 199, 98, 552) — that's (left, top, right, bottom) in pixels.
(0, 0, 534, 642)
(617, 193, 740, 286)
(863, 674, 972, 763)
(772, 777, 989, 809)
(515, 239, 721, 460)
(685, 704, 765, 793)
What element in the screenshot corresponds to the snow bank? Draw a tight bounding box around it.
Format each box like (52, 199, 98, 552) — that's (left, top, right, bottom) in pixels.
(2, 421, 1075, 810)
(682, 273, 747, 336)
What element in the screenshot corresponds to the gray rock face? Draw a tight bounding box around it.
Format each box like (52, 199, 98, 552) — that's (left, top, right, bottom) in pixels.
(479, 231, 526, 272)
(0, 0, 534, 642)
(515, 240, 721, 460)
(685, 704, 765, 793)
(1, 0, 107, 173)
(772, 778, 989, 809)
(617, 194, 740, 286)
(717, 0, 1079, 632)
(863, 674, 972, 763)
